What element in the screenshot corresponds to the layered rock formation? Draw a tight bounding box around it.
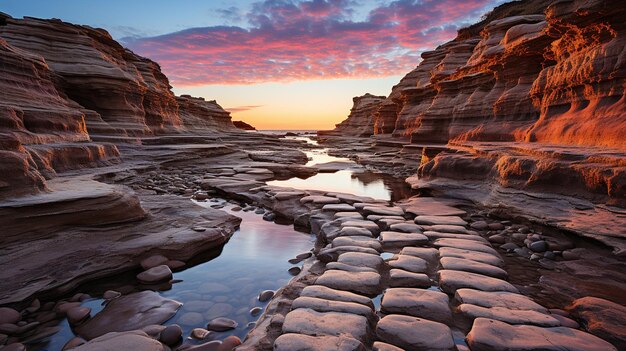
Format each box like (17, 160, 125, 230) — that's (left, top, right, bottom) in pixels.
(233, 120, 256, 131)
(326, 0, 625, 250)
(326, 94, 386, 137)
(0, 14, 237, 198)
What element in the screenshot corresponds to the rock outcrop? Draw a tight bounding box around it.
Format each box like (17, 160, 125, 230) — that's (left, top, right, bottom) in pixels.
(233, 120, 256, 131)
(0, 14, 237, 198)
(326, 94, 386, 137)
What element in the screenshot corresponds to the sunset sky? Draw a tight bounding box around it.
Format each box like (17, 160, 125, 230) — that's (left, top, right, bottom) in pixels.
(3, 0, 504, 129)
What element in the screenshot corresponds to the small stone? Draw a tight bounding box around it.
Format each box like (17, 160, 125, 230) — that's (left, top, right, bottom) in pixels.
(288, 266, 302, 275)
(258, 290, 275, 302)
(207, 317, 237, 332)
(140, 254, 169, 270)
(218, 336, 242, 351)
(528, 240, 547, 252)
(263, 212, 276, 221)
(159, 324, 182, 346)
(470, 221, 489, 230)
(250, 307, 263, 316)
(0, 308, 20, 325)
(191, 328, 213, 340)
(136, 265, 173, 284)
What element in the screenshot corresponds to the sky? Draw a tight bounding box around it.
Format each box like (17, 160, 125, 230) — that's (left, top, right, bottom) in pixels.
(2, 0, 505, 129)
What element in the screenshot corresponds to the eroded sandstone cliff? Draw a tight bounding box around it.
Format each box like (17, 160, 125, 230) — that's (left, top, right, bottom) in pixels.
(0, 14, 237, 199)
(330, 0, 625, 206)
(325, 93, 386, 137)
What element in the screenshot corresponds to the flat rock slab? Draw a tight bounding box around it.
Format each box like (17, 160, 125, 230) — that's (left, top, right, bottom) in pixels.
(326, 262, 378, 273)
(373, 342, 404, 351)
(71, 331, 166, 351)
(466, 318, 617, 351)
(274, 333, 366, 351)
(326, 193, 375, 204)
(438, 270, 519, 294)
(381, 288, 452, 324)
(414, 215, 467, 226)
(333, 236, 382, 252)
(389, 269, 431, 288)
(455, 289, 547, 312)
(363, 206, 405, 216)
(458, 304, 560, 327)
(338, 252, 384, 270)
(389, 223, 423, 233)
(323, 204, 357, 212)
(399, 198, 466, 217)
(376, 314, 455, 351)
(440, 257, 507, 279)
(334, 226, 374, 238)
(292, 296, 374, 318)
(400, 247, 439, 263)
(316, 270, 382, 296)
(428, 225, 471, 234)
(388, 255, 429, 273)
(300, 286, 373, 308)
(274, 191, 306, 200)
(76, 291, 182, 340)
(424, 231, 489, 243)
(438, 247, 504, 267)
(282, 308, 369, 341)
(381, 232, 428, 247)
(301, 196, 341, 205)
(433, 239, 498, 256)
(334, 212, 364, 219)
(340, 221, 381, 235)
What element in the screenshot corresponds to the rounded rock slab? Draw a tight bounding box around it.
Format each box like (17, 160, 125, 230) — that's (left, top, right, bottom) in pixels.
(140, 254, 169, 270)
(0, 307, 21, 325)
(136, 265, 173, 284)
(207, 317, 237, 332)
(70, 331, 167, 351)
(376, 314, 455, 351)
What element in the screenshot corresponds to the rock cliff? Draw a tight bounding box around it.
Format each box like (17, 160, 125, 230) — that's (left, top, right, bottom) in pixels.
(0, 14, 237, 198)
(325, 93, 386, 137)
(330, 0, 625, 205)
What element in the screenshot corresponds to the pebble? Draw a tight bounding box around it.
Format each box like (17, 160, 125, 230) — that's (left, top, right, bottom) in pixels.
(528, 240, 547, 252)
(470, 221, 489, 230)
(191, 328, 213, 340)
(159, 324, 182, 345)
(262, 212, 276, 221)
(258, 290, 275, 302)
(206, 317, 238, 332)
(103, 290, 121, 300)
(67, 306, 91, 326)
(136, 265, 173, 284)
(0, 308, 20, 325)
(288, 266, 302, 275)
(250, 307, 263, 316)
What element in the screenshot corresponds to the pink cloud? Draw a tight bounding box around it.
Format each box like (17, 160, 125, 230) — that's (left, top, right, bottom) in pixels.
(124, 0, 501, 86)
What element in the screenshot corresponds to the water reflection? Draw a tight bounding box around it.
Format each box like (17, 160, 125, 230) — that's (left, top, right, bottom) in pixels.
(32, 202, 314, 349)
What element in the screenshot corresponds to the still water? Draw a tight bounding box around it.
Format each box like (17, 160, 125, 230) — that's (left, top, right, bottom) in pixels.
(32, 203, 314, 350)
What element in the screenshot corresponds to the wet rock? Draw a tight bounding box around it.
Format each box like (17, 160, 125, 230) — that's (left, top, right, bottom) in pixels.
(258, 290, 275, 302)
(470, 221, 489, 230)
(389, 269, 431, 288)
(262, 212, 276, 221)
(289, 266, 302, 275)
(434, 239, 498, 255)
(388, 255, 429, 273)
(414, 215, 467, 226)
(282, 308, 369, 341)
(140, 324, 166, 338)
(300, 195, 341, 205)
(159, 324, 182, 346)
(136, 265, 173, 284)
(466, 318, 617, 351)
(334, 212, 363, 219)
(332, 236, 382, 252)
(0, 308, 20, 325)
(274, 191, 306, 200)
(218, 336, 242, 350)
(71, 331, 167, 351)
(0, 343, 26, 351)
(566, 296, 626, 349)
(339, 221, 381, 235)
(274, 333, 366, 351)
(316, 270, 382, 296)
(376, 314, 455, 351)
(250, 307, 263, 316)
(326, 262, 378, 273)
(381, 288, 452, 324)
(76, 291, 182, 340)
(439, 257, 507, 279)
(333, 227, 373, 238)
(488, 234, 507, 244)
(207, 317, 237, 331)
(400, 247, 439, 262)
(500, 242, 520, 252)
(140, 254, 169, 270)
(363, 206, 404, 216)
(455, 289, 547, 312)
(372, 342, 404, 351)
(167, 260, 186, 270)
(322, 204, 356, 212)
(438, 270, 519, 294)
(191, 328, 213, 340)
(67, 306, 91, 326)
(425, 231, 489, 243)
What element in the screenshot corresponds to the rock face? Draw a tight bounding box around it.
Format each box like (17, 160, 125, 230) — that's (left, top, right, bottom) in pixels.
(233, 120, 256, 131)
(0, 14, 237, 198)
(323, 94, 386, 137)
(326, 0, 626, 248)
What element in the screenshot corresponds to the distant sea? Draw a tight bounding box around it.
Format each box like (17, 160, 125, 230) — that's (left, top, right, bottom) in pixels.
(253, 130, 318, 135)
